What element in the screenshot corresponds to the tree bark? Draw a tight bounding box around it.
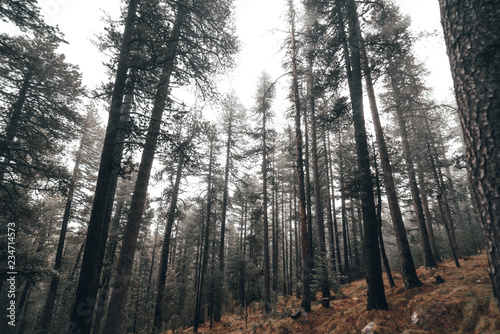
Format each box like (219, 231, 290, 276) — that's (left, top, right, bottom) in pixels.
(438, 1, 500, 304)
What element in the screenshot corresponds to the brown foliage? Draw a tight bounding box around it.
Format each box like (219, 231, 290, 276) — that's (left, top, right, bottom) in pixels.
(164, 254, 500, 333)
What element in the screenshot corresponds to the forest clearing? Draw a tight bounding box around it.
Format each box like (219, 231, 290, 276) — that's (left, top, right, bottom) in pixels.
(1, 0, 499, 333)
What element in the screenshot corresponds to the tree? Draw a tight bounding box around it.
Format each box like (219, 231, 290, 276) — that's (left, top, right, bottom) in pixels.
(0, 33, 84, 190)
(438, 0, 500, 307)
(67, 2, 139, 332)
(252, 72, 275, 313)
(356, 2, 422, 289)
(39, 105, 103, 334)
(287, 0, 312, 315)
(0, 0, 58, 35)
(341, 0, 388, 310)
(213, 94, 246, 321)
(304, 0, 331, 307)
(152, 112, 201, 333)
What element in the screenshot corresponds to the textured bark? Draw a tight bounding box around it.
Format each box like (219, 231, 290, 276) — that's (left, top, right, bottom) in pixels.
(68, 2, 138, 332)
(102, 6, 187, 334)
(359, 26, 421, 289)
(344, 0, 388, 310)
(438, 5, 500, 301)
(289, 0, 311, 313)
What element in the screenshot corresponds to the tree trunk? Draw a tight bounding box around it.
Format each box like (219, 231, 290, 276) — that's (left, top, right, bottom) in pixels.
(343, 0, 388, 310)
(338, 133, 350, 282)
(289, 0, 311, 313)
(438, 0, 500, 303)
(102, 6, 187, 334)
(322, 131, 337, 274)
(151, 154, 185, 333)
(359, 25, 421, 289)
(427, 144, 461, 268)
(261, 90, 271, 313)
(389, 73, 437, 268)
(194, 138, 216, 332)
(39, 131, 86, 333)
(372, 141, 395, 288)
(308, 55, 330, 307)
(214, 108, 234, 322)
(0, 72, 32, 181)
(328, 132, 343, 275)
(68, 2, 139, 332)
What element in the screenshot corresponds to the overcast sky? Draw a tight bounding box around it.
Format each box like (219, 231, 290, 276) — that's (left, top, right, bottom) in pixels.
(36, 0, 454, 116)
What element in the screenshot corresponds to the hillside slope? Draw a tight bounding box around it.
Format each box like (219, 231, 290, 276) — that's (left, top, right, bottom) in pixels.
(169, 254, 500, 333)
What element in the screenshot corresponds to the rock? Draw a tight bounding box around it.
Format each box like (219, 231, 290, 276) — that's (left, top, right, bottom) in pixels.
(361, 321, 377, 334)
(411, 312, 420, 325)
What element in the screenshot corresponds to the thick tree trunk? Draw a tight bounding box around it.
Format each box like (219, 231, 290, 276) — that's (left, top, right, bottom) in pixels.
(68, 2, 139, 332)
(289, 0, 311, 314)
(343, 0, 388, 310)
(438, 1, 500, 303)
(102, 6, 187, 334)
(92, 196, 124, 334)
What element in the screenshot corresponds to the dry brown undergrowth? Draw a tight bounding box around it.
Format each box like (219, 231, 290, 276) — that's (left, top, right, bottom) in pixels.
(165, 254, 500, 334)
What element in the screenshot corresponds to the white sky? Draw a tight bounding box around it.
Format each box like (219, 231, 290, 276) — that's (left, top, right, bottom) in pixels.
(35, 0, 454, 115)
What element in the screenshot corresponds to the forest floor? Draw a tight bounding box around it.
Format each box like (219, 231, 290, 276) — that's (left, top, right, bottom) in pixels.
(166, 254, 500, 333)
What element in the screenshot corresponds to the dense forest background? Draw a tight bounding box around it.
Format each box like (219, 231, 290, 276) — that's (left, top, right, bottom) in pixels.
(0, 0, 498, 334)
